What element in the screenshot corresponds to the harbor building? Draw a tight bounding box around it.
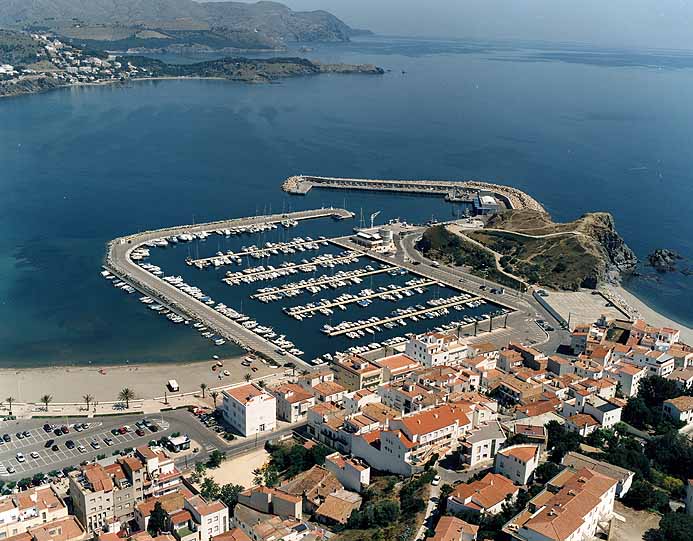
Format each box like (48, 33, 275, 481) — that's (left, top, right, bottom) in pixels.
(221, 384, 277, 437)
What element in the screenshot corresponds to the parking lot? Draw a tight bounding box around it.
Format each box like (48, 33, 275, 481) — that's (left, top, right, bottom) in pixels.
(0, 415, 173, 480)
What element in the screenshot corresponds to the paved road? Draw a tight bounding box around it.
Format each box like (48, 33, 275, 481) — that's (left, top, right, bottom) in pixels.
(106, 210, 351, 370)
(394, 230, 569, 353)
(0, 408, 302, 483)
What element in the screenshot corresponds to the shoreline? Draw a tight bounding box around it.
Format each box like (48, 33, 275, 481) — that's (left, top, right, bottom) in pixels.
(0, 355, 284, 404)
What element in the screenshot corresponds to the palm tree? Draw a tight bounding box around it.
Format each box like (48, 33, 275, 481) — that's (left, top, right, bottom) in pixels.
(83, 394, 94, 412)
(244, 373, 251, 383)
(5, 397, 14, 415)
(210, 391, 219, 408)
(40, 394, 52, 412)
(200, 383, 208, 399)
(119, 388, 135, 409)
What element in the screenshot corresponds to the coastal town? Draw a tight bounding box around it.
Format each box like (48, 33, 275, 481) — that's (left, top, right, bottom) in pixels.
(1, 181, 693, 541)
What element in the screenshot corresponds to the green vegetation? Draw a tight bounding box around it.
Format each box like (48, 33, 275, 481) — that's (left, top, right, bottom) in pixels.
(417, 225, 523, 289)
(337, 471, 435, 541)
(645, 512, 693, 541)
(253, 441, 332, 487)
(0, 30, 42, 67)
(466, 209, 636, 290)
(623, 375, 687, 433)
(148, 501, 168, 536)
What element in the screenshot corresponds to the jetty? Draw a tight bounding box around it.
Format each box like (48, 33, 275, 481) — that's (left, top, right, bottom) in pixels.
(282, 175, 546, 213)
(105, 208, 352, 366)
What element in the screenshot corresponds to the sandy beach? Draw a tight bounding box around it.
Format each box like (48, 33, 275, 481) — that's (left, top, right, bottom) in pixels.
(612, 285, 693, 344)
(0, 355, 285, 404)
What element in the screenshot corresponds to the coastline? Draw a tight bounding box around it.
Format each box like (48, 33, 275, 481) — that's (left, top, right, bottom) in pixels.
(0, 355, 283, 404)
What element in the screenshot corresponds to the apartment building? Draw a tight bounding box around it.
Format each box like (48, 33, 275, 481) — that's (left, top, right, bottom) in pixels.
(221, 384, 276, 437)
(0, 485, 68, 540)
(504, 467, 617, 541)
(607, 362, 646, 398)
(331, 356, 383, 391)
(405, 332, 470, 367)
(373, 353, 421, 383)
(447, 473, 518, 515)
(663, 396, 693, 425)
(494, 445, 540, 486)
(271, 383, 315, 423)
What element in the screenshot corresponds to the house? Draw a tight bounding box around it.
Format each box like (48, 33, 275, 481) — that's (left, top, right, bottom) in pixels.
(221, 384, 276, 437)
(494, 374, 543, 404)
(562, 452, 634, 498)
(231, 504, 311, 541)
(377, 381, 436, 414)
(607, 362, 646, 398)
(331, 356, 383, 391)
(314, 489, 361, 525)
(561, 392, 623, 430)
(431, 516, 478, 541)
(5, 516, 87, 541)
(237, 487, 302, 520)
(494, 445, 541, 485)
(211, 530, 250, 541)
(0, 485, 68, 540)
(324, 453, 370, 493)
(183, 495, 228, 541)
(373, 354, 421, 382)
(547, 356, 573, 377)
(564, 413, 600, 437)
(405, 332, 471, 367)
(271, 384, 315, 423)
(663, 396, 693, 425)
(447, 473, 519, 515)
(504, 467, 617, 541)
(667, 367, 693, 390)
(342, 388, 381, 415)
(510, 424, 548, 450)
(459, 421, 507, 467)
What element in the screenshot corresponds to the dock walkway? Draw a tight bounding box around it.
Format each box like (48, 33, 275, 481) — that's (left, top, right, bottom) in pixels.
(105, 209, 351, 367)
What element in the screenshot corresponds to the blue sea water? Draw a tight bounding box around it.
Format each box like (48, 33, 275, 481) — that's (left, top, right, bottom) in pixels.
(0, 36, 691, 367)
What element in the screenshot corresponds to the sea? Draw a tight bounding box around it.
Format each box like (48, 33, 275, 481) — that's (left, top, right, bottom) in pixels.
(1, 35, 692, 367)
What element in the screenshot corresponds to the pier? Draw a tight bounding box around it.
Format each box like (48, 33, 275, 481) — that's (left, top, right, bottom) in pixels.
(105, 208, 352, 366)
(224, 253, 360, 285)
(282, 175, 547, 213)
(249, 265, 401, 299)
(326, 295, 483, 336)
(287, 280, 439, 316)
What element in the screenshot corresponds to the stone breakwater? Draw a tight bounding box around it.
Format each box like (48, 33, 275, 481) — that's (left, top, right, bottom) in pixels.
(282, 175, 546, 213)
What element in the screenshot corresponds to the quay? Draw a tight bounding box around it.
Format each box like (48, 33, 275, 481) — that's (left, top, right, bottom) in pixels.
(326, 295, 483, 336)
(105, 208, 352, 367)
(287, 279, 439, 316)
(282, 175, 546, 212)
(249, 265, 401, 299)
(223, 253, 359, 284)
(188, 236, 335, 266)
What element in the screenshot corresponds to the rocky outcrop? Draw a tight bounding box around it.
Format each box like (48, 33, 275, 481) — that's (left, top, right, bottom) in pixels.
(647, 249, 683, 273)
(581, 212, 638, 279)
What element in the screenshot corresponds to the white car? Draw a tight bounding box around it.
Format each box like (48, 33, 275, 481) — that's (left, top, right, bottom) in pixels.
(431, 475, 441, 486)
(16, 453, 25, 463)
(77, 445, 87, 453)
(30, 451, 40, 459)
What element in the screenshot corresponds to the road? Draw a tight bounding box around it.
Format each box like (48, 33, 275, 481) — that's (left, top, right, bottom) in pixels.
(0, 409, 302, 483)
(393, 229, 569, 354)
(106, 209, 351, 370)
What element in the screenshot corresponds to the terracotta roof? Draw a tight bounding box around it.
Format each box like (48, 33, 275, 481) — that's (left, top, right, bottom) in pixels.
(272, 383, 314, 404)
(614, 362, 644, 376)
(315, 490, 361, 524)
(567, 413, 599, 428)
(499, 445, 540, 463)
(185, 495, 226, 516)
(374, 353, 418, 371)
(224, 384, 272, 405)
(212, 529, 251, 541)
(665, 396, 693, 412)
(522, 468, 617, 541)
(169, 510, 192, 524)
(397, 404, 470, 437)
(313, 381, 346, 396)
(432, 516, 479, 541)
(451, 473, 518, 511)
(83, 464, 114, 492)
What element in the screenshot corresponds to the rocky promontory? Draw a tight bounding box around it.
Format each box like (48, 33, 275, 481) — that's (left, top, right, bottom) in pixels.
(648, 249, 684, 273)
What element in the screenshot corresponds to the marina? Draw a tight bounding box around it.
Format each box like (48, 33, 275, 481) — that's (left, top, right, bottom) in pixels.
(105, 208, 514, 366)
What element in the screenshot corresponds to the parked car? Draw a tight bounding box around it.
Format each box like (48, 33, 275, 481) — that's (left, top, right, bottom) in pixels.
(77, 445, 87, 453)
(91, 440, 100, 449)
(45, 439, 55, 448)
(30, 451, 40, 459)
(136, 429, 145, 437)
(51, 444, 59, 452)
(2, 434, 10, 442)
(60, 426, 69, 435)
(15, 453, 25, 463)
(65, 440, 75, 449)
(431, 475, 441, 486)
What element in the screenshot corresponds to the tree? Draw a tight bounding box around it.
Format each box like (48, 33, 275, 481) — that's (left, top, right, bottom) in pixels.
(244, 373, 251, 383)
(200, 477, 220, 500)
(119, 388, 135, 409)
(148, 501, 168, 536)
(546, 420, 581, 462)
(535, 461, 561, 484)
(218, 484, 243, 511)
(40, 394, 52, 411)
(622, 479, 670, 512)
(5, 397, 14, 414)
(439, 484, 454, 513)
(200, 383, 207, 399)
(207, 450, 226, 468)
(210, 390, 219, 408)
(645, 512, 693, 541)
(83, 394, 94, 411)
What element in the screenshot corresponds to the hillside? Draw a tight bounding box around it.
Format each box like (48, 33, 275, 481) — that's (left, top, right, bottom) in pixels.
(0, 0, 361, 52)
(0, 29, 42, 65)
(418, 210, 637, 291)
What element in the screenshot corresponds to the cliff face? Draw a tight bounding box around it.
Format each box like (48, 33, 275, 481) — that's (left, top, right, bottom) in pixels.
(576, 212, 638, 281)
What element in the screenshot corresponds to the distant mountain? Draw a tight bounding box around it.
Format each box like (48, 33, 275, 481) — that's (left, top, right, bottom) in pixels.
(0, 0, 364, 51)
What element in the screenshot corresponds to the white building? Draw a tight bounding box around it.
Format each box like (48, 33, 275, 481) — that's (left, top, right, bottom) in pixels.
(663, 396, 693, 426)
(405, 332, 470, 368)
(494, 445, 540, 486)
(221, 384, 276, 437)
(324, 452, 370, 493)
